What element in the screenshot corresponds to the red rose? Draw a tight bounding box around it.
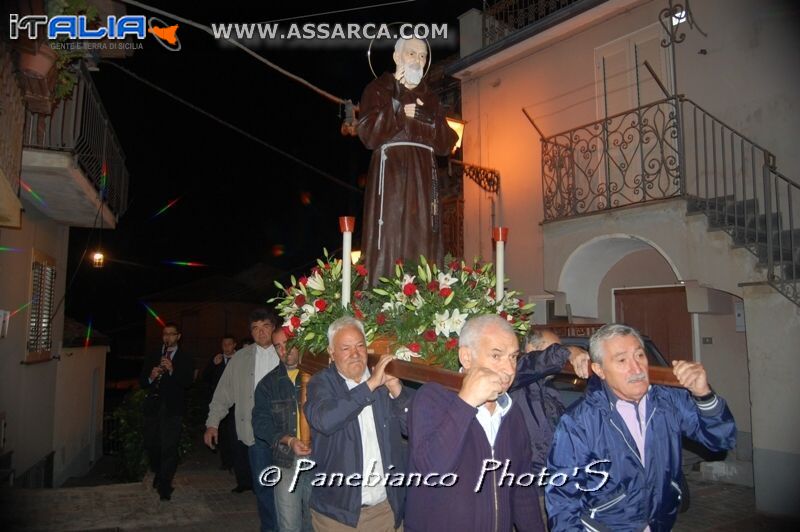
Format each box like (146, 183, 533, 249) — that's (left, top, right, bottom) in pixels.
(376, 313, 387, 325)
(355, 308, 364, 319)
(282, 326, 295, 338)
(354, 290, 363, 300)
(468, 280, 477, 289)
(356, 264, 368, 277)
(439, 287, 453, 298)
(423, 330, 436, 342)
(499, 311, 508, 319)
(294, 294, 306, 306)
(508, 315, 516, 323)
(290, 316, 301, 328)
(427, 280, 439, 292)
(299, 276, 308, 286)
(463, 266, 473, 274)
(311, 266, 321, 275)
(449, 260, 460, 271)
(489, 289, 496, 299)
(519, 299, 526, 308)
(395, 258, 404, 266)
(446, 338, 458, 350)
(324, 262, 331, 270)
(314, 299, 328, 312)
(408, 342, 421, 353)
(403, 283, 417, 296)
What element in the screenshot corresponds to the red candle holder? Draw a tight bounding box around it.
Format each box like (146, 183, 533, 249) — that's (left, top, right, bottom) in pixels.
(339, 216, 356, 233)
(492, 227, 508, 242)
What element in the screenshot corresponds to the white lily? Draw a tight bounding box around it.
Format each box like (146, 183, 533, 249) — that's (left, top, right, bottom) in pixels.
(434, 310, 451, 336)
(447, 308, 468, 336)
(306, 272, 325, 291)
(395, 346, 421, 360)
(437, 271, 458, 288)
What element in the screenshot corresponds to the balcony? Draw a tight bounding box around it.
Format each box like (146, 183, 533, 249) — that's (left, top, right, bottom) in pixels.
(21, 64, 129, 228)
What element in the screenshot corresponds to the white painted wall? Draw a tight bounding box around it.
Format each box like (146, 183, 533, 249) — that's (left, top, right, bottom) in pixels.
(52, 344, 107, 487)
(0, 201, 67, 479)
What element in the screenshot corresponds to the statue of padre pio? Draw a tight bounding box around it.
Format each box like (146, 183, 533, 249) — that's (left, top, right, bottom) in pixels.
(357, 37, 458, 285)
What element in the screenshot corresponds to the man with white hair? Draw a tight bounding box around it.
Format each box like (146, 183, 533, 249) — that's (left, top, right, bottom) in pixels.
(545, 324, 736, 531)
(405, 314, 544, 531)
(357, 36, 458, 285)
(304, 316, 412, 531)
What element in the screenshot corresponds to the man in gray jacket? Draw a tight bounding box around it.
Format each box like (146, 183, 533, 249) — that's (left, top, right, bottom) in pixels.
(205, 308, 280, 532)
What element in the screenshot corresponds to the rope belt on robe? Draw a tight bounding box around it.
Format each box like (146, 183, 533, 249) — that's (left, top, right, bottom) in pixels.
(377, 141, 438, 251)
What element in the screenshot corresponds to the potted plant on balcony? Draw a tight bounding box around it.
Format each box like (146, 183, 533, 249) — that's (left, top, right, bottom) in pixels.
(16, 0, 99, 114)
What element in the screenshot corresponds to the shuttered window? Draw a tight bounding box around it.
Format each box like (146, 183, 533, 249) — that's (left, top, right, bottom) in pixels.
(27, 253, 56, 354)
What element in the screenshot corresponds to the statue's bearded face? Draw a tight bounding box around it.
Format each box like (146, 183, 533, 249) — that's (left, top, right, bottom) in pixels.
(394, 38, 427, 88)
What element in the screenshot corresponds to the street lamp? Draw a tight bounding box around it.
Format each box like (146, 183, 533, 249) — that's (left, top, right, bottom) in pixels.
(446, 117, 465, 154)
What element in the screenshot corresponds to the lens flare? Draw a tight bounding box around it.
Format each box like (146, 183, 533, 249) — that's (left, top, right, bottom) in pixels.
(163, 260, 207, 267)
(151, 197, 182, 218)
(140, 302, 166, 327)
(20, 180, 46, 206)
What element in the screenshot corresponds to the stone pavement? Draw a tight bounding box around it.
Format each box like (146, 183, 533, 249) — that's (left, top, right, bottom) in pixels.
(1, 441, 798, 531)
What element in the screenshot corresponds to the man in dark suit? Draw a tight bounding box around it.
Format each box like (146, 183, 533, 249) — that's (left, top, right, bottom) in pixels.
(203, 335, 239, 473)
(139, 322, 194, 501)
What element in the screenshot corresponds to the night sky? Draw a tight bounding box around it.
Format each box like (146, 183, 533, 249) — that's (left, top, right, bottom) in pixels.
(65, 1, 478, 342)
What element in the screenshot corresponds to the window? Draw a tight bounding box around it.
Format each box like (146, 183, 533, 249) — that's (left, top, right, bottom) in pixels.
(27, 251, 56, 357)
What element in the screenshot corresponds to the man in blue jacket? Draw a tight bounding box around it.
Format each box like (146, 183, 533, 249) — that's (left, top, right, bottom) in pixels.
(405, 314, 544, 532)
(545, 324, 736, 532)
(304, 316, 412, 531)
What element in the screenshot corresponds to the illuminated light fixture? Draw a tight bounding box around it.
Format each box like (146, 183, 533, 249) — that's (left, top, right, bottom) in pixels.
(446, 117, 466, 154)
(92, 251, 105, 268)
(351, 249, 362, 264)
(672, 9, 686, 25)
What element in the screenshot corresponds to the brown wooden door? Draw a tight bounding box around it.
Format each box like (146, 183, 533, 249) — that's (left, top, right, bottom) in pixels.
(614, 286, 692, 363)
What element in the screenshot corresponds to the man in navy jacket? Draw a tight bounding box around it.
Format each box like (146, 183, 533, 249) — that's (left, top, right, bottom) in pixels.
(546, 324, 736, 531)
(304, 316, 412, 531)
(405, 314, 544, 532)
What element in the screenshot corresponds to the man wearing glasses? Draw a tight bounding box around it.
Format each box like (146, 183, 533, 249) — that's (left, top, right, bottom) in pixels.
(205, 308, 281, 531)
(140, 322, 194, 501)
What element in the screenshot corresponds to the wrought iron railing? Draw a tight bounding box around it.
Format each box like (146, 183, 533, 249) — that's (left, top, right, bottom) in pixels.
(22, 63, 129, 218)
(542, 96, 683, 219)
(483, 0, 583, 46)
(541, 95, 800, 306)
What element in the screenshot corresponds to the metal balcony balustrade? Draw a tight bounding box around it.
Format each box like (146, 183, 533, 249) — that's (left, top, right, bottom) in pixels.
(22, 63, 129, 218)
(483, 0, 584, 46)
(541, 95, 800, 306)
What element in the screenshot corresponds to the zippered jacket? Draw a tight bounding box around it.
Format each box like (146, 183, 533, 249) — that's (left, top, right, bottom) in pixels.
(405, 382, 544, 532)
(545, 377, 736, 531)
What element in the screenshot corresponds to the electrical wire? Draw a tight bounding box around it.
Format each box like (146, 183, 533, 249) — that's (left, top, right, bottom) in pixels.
(100, 60, 362, 194)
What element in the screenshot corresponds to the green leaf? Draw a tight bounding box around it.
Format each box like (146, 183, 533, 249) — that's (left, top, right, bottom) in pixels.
(373, 288, 389, 296)
(290, 275, 297, 286)
(304, 332, 316, 341)
(444, 292, 455, 306)
(274, 280, 284, 289)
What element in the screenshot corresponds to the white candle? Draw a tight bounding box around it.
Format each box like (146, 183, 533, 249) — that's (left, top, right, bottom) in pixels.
(339, 217, 356, 309)
(496, 239, 504, 302)
(342, 231, 352, 308)
(493, 227, 508, 303)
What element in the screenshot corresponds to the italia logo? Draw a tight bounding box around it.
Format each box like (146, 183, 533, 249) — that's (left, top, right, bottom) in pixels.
(8, 14, 181, 51)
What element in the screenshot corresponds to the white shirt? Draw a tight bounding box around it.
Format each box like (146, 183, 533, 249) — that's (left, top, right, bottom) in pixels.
(254, 344, 279, 390)
(341, 368, 387, 507)
(475, 393, 513, 447)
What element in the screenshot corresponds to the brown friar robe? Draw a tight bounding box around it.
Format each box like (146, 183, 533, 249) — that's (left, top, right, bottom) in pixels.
(357, 72, 457, 285)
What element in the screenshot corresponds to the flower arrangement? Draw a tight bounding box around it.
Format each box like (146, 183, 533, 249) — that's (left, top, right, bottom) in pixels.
(269, 249, 374, 355)
(269, 252, 534, 371)
(371, 255, 534, 370)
